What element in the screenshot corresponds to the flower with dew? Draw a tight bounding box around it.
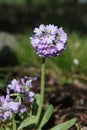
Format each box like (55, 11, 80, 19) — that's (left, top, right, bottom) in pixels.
(30, 24, 67, 58)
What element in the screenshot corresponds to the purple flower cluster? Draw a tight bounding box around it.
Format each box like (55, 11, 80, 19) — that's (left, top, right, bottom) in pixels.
(0, 95, 26, 121)
(7, 76, 36, 103)
(0, 76, 36, 121)
(30, 24, 67, 57)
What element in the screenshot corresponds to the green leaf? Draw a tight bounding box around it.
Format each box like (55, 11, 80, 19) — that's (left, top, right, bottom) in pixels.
(32, 94, 41, 115)
(39, 105, 54, 129)
(18, 115, 38, 130)
(50, 118, 77, 130)
(35, 94, 40, 106)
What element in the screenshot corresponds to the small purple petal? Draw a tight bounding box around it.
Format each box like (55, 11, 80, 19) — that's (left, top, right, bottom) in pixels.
(19, 105, 27, 113)
(12, 79, 18, 86)
(56, 43, 64, 51)
(3, 111, 11, 120)
(21, 78, 25, 83)
(29, 97, 34, 102)
(28, 91, 34, 97)
(26, 80, 32, 88)
(9, 102, 20, 113)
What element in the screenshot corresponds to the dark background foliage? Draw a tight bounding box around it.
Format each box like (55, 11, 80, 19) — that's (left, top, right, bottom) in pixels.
(0, 0, 87, 33)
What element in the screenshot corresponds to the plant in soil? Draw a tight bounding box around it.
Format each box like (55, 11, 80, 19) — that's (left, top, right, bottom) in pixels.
(0, 24, 77, 130)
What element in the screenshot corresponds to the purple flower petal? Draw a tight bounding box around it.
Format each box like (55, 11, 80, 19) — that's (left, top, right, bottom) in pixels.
(3, 111, 11, 120)
(19, 105, 27, 113)
(28, 91, 34, 97)
(26, 80, 32, 88)
(9, 102, 20, 113)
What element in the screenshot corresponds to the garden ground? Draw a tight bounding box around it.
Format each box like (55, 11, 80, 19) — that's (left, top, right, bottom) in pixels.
(0, 66, 87, 130)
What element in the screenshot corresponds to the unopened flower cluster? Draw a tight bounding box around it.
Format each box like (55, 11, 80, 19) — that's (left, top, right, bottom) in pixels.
(0, 76, 36, 121)
(30, 24, 67, 57)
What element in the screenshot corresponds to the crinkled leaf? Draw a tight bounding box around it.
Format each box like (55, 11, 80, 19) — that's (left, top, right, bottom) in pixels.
(50, 118, 76, 130)
(18, 115, 37, 130)
(39, 105, 54, 129)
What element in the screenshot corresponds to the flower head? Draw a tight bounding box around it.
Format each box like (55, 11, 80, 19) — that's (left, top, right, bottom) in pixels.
(7, 79, 22, 93)
(30, 24, 67, 58)
(0, 95, 27, 121)
(7, 77, 36, 104)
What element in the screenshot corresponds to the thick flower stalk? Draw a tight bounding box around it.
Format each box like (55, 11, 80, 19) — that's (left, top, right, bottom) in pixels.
(30, 24, 67, 58)
(30, 24, 67, 127)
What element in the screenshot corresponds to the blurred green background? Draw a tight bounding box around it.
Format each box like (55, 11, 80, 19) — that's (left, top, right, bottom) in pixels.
(0, 0, 87, 87)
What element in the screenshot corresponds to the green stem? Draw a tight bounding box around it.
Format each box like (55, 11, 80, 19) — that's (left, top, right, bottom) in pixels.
(75, 123, 79, 130)
(37, 58, 45, 126)
(13, 113, 16, 130)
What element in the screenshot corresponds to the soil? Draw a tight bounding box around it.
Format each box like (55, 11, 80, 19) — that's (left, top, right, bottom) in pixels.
(0, 67, 87, 130)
